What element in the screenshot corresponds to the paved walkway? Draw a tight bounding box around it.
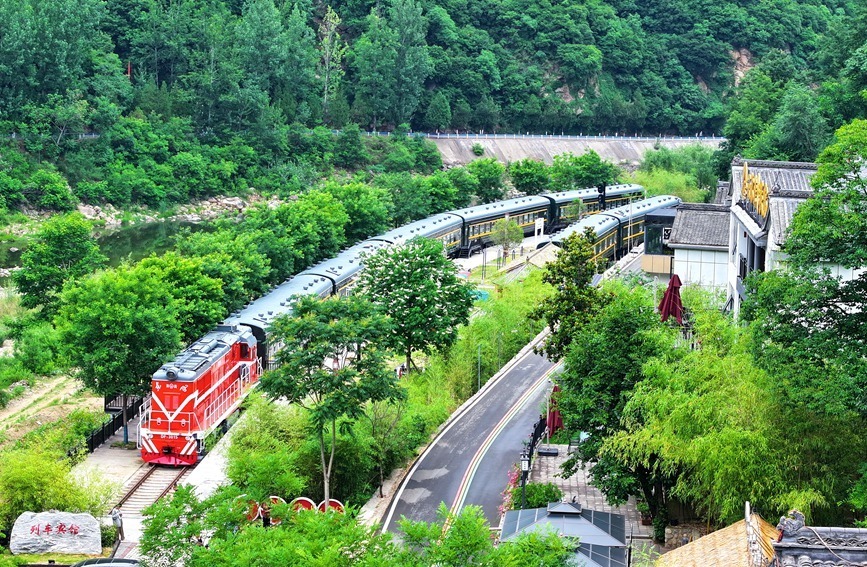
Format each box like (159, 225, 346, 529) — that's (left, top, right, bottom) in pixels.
(72, 419, 147, 560)
(528, 443, 654, 541)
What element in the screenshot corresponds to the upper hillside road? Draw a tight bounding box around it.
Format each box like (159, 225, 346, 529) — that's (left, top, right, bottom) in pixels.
(425, 133, 724, 167)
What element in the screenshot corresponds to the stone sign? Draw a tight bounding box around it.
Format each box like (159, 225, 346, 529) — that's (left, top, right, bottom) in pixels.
(10, 511, 102, 555)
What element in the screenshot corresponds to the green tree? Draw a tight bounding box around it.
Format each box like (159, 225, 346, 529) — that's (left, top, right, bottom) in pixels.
(611, 297, 867, 526)
(56, 264, 183, 443)
(489, 218, 523, 258)
(557, 280, 677, 539)
(445, 167, 478, 208)
(533, 230, 601, 362)
(769, 84, 829, 161)
(13, 212, 107, 315)
(140, 485, 206, 567)
(424, 91, 451, 131)
(334, 123, 370, 168)
(509, 158, 550, 195)
(557, 43, 602, 87)
(466, 157, 505, 203)
(235, 0, 288, 96)
(359, 237, 474, 369)
(259, 295, 402, 506)
(375, 172, 431, 224)
(550, 151, 619, 192)
(318, 6, 347, 124)
(388, 0, 431, 125)
(137, 252, 226, 342)
(352, 9, 397, 130)
(744, 119, 867, 417)
(175, 229, 272, 311)
(325, 180, 392, 241)
(723, 69, 783, 153)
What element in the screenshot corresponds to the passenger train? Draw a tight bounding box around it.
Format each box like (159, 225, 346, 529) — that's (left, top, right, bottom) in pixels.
(538, 195, 682, 262)
(138, 183, 673, 465)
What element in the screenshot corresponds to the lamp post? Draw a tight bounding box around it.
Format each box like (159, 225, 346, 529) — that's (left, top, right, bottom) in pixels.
(520, 452, 530, 510)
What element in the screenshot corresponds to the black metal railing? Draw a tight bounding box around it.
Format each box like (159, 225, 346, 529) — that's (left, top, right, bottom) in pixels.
(520, 417, 548, 482)
(82, 396, 146, 454)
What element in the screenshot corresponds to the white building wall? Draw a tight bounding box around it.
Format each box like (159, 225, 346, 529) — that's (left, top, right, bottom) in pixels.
(674, 249, 729, 290)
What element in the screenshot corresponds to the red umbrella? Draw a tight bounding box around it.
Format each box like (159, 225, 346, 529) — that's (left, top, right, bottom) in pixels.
(547, 385, 563, 435)
(659, 274, 684, 325)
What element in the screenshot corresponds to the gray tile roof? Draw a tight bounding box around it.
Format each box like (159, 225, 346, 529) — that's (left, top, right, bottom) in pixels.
(775, 525, 867, 567)
(728, 158, 818, 250)
(667, 203, 730, 249)
(731, 158, 817, 201)
(769, 197, 806, 248)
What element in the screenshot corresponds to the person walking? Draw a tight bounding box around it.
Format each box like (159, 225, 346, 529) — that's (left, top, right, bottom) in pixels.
(111, 507, 124, 541)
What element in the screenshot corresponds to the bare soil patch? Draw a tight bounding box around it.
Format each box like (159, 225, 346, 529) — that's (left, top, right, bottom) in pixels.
(0, 374, 103, 449)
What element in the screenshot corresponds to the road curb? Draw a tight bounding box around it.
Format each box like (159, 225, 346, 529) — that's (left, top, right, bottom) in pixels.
(366, 327, 551, 530)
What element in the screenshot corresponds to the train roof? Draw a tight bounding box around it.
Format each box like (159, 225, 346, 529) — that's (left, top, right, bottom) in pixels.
(154, 324, 255, 382)
(452, 195, 551, 223)
(301, 240, 388, 288)
(606, 183, 645, 196)
(541, 188, 600, 204)
(548, 195, 681, 246)
(224, 273, 331, 334)
(371, 214, 463, 246)
(540, 184, 644, 205)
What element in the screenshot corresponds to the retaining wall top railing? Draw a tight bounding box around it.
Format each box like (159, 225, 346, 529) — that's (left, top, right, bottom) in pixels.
(363, 131, 726, 142)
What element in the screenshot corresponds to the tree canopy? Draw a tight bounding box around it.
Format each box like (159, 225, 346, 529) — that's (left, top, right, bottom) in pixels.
(359, 237, 475, 369)
(12, 212, 107, 315)
(55, 262, 183, 442)
(259, 294, 402, 505)
(534, 229, 602, 362)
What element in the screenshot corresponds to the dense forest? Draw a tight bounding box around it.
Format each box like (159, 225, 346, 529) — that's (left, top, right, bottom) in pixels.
(0, 0, 865, 215)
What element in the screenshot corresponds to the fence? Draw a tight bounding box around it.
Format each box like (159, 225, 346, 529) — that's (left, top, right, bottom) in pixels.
(80, 396, 146, 455)
(521, 416, 548, 483)
(363, 130, 725, 143)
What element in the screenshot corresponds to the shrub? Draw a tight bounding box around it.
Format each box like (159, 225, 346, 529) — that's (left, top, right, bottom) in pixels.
(0, 447, 113, 535)
(472, 142, 485, 156)
(15, 322, 60, 375)
(101, 524, 118, 547)
(0, 358, 32, 392)
(509, 482, 564, 510)
(630, 169, 709, 203)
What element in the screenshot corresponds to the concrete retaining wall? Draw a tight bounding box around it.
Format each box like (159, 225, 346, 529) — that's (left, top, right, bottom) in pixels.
(431, 135, 723, 167)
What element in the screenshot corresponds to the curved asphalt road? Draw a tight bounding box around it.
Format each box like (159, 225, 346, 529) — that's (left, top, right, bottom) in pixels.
(383, 343, 558, 533)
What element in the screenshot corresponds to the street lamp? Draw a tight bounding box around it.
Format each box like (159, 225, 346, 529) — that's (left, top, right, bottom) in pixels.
(520, 452, 530, 510)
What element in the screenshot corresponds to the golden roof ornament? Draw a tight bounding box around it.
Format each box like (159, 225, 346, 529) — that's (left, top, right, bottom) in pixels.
(741, 162, 769, 221)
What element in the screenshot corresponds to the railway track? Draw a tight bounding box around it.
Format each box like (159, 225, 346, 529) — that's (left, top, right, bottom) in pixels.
(117, 464, 194, 518)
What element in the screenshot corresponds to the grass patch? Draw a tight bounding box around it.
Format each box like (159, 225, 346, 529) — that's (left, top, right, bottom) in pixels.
(12, 551, 112, 564)
(629, 169, 709, 203)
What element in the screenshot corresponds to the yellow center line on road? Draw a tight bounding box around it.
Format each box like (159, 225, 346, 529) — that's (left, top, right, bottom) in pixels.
(447, 362, 561, 523)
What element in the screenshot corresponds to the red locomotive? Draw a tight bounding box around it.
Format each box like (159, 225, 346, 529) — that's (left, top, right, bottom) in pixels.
(138, 324, 260, 465)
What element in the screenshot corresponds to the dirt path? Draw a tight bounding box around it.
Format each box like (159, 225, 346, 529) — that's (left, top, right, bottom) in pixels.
(0, 374, 103, 449)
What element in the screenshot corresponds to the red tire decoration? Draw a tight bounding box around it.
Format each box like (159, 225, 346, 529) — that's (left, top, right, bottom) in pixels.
(317, 499, 345, 513)
(290, 497, 317, 512)
(267, 496, 287, 526)
(235, 496, 261, 522)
